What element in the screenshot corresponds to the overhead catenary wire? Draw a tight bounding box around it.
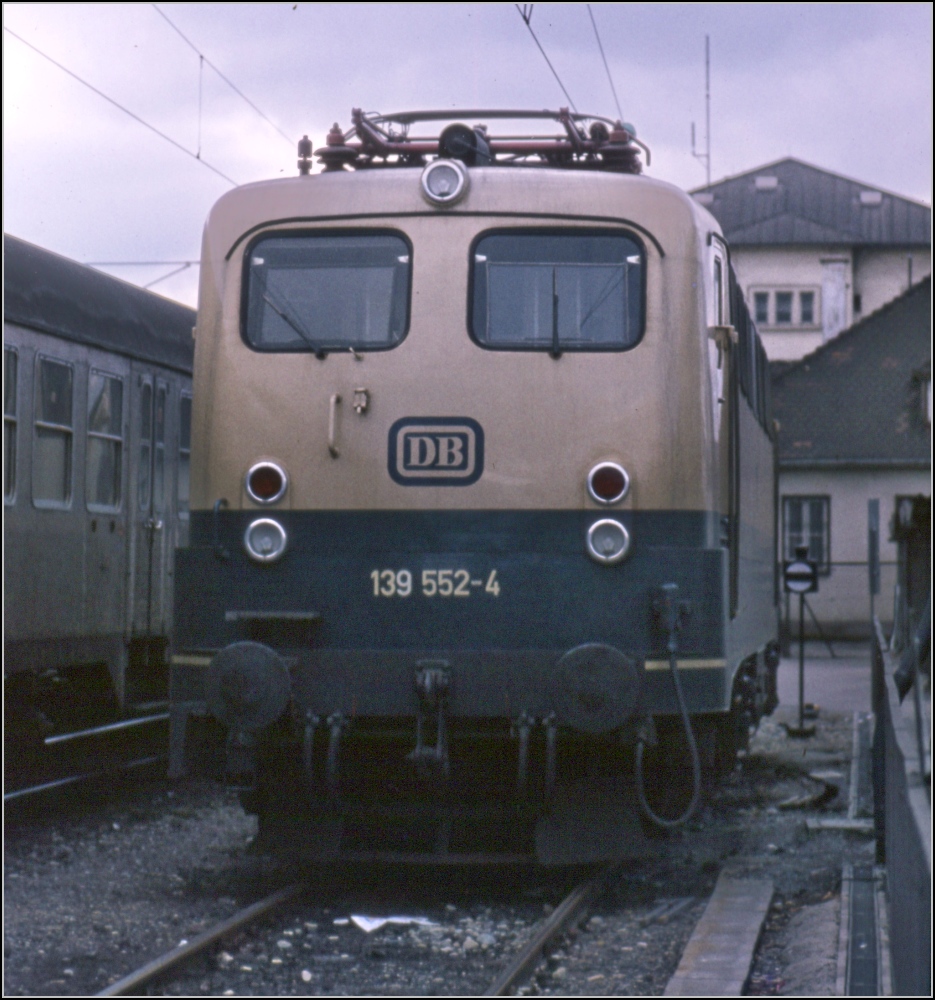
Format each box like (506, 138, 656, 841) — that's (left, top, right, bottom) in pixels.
(151, 3, 293, 147)
(586, 4, 624, 123)
(143, 262, 192, 289)
(4, 26, 238, 187)
(515, 5, 578, 114)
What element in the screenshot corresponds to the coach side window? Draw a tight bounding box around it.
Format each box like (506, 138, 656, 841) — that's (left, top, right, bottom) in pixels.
(139, 381, 153, 510)
(178, 394, 191, 517)
(4, 348, 17, 502)
(153, 383, 167, 512)
(87, 371, 123, 510)
(33, 357, 74, 507)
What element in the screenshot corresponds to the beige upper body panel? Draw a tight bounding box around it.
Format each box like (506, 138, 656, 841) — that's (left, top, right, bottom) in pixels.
(192, 168, 723, 513)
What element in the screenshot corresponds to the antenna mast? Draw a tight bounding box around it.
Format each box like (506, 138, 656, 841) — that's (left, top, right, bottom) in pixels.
(691, 34, 711, 185)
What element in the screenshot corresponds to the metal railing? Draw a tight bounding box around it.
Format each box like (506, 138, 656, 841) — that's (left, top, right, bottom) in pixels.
(871, 615, 931, 997)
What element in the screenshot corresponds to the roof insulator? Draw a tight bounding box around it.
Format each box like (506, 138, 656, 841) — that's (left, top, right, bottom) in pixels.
(601, 122, 642, 174)
(297, 135, 313, 176)
(315, 124, 359, 172)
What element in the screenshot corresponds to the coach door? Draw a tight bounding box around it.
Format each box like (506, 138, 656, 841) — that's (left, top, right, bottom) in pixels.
(130, 374, 169, 644)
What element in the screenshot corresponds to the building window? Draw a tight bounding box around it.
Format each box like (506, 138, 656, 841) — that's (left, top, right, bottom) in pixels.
(783, 496, 830, 573)
(87, 371, 123, 510)
(750, 287, 820, 328)
(178, 394, 192, 517)
(4, 347, 17, 502)
(775, 291, 793, 324)
(33, 357, 74, 506)
(754, 292, 769, 325)
(799, 291, 815, 325)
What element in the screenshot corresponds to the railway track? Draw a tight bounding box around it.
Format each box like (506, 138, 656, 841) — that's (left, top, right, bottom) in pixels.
(94, 871, 612, 997)
(4, 712, 169, 804)
(91, 864, 784, 997)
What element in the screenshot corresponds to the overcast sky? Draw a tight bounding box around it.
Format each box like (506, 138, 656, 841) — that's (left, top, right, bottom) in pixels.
(4, 2, 932, 307)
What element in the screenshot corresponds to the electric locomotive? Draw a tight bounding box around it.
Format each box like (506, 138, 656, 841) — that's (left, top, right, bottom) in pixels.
(170, 110, 778, 863)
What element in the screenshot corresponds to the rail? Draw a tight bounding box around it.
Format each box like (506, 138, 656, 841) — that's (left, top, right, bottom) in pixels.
(484, 874, 605, 996)
(95, 883, 305, 997)
(4, 755, 165, 803)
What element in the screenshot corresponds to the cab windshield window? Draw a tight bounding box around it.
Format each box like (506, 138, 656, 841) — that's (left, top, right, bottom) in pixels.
(471, 231, 643, 351)
(244, 233, 411, 353)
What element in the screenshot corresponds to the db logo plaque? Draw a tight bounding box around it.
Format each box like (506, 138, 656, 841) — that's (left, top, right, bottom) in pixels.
(388, 417, 484, 486)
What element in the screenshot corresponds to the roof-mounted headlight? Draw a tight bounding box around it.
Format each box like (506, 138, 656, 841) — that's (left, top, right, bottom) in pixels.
(245, 518, 287, 563)
(421, 159, 469, 207)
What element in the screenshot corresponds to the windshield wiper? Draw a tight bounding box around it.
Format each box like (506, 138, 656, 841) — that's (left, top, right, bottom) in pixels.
(550, 266, 562, 359)
(262, 290, 327, 359)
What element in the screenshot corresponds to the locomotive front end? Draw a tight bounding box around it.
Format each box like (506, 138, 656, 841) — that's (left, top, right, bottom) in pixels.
(171, 111, 776, 863)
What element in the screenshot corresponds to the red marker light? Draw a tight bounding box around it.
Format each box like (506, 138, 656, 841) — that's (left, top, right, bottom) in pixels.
(246, 462, 287, 504)
(587, 463, 629, 505)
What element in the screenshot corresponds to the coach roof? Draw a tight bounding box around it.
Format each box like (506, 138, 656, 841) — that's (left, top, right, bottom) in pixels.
(4, 234, 195, 374)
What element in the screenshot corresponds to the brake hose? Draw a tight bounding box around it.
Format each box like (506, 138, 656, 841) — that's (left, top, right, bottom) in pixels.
(635, 584, 702, 828)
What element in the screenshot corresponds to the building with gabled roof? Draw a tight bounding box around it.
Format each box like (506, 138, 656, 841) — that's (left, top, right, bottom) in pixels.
(771, 276, 931, 638)
(693, 158, 931, 361)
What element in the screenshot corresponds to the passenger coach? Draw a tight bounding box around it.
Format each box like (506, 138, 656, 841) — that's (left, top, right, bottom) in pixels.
(4, 235, 194, 757)
(170, 110, 778, 863)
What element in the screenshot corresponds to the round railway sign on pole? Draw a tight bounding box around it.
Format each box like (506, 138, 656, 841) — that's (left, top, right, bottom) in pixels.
(784, 559, 818, 594)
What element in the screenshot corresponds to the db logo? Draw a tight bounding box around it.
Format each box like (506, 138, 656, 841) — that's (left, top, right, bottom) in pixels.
(388, 417, 484, 486)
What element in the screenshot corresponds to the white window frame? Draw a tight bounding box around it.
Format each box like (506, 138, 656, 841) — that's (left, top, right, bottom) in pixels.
(748, 287, 821, 329)
(33, 354, 75, 509)
(4, 346, 17, 504)
(783, 495, 831, 574)
(86, 369, 125, 513)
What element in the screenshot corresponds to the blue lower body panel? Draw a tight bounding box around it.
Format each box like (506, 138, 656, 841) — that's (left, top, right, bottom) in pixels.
(172, 509, 742, 860)
(175, 508, 729, 717)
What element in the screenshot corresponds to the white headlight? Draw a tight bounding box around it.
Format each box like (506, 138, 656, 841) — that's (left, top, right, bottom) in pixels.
(421, 159, 469, 206)
(244, 518, 287, 563)
(586, 519, 631, 565)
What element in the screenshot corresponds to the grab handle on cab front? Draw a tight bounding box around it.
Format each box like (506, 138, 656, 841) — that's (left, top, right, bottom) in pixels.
(328, 393, 342, 458)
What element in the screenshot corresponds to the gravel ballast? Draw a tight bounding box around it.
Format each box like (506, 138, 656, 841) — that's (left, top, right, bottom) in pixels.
(5, 709, 871, 996)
